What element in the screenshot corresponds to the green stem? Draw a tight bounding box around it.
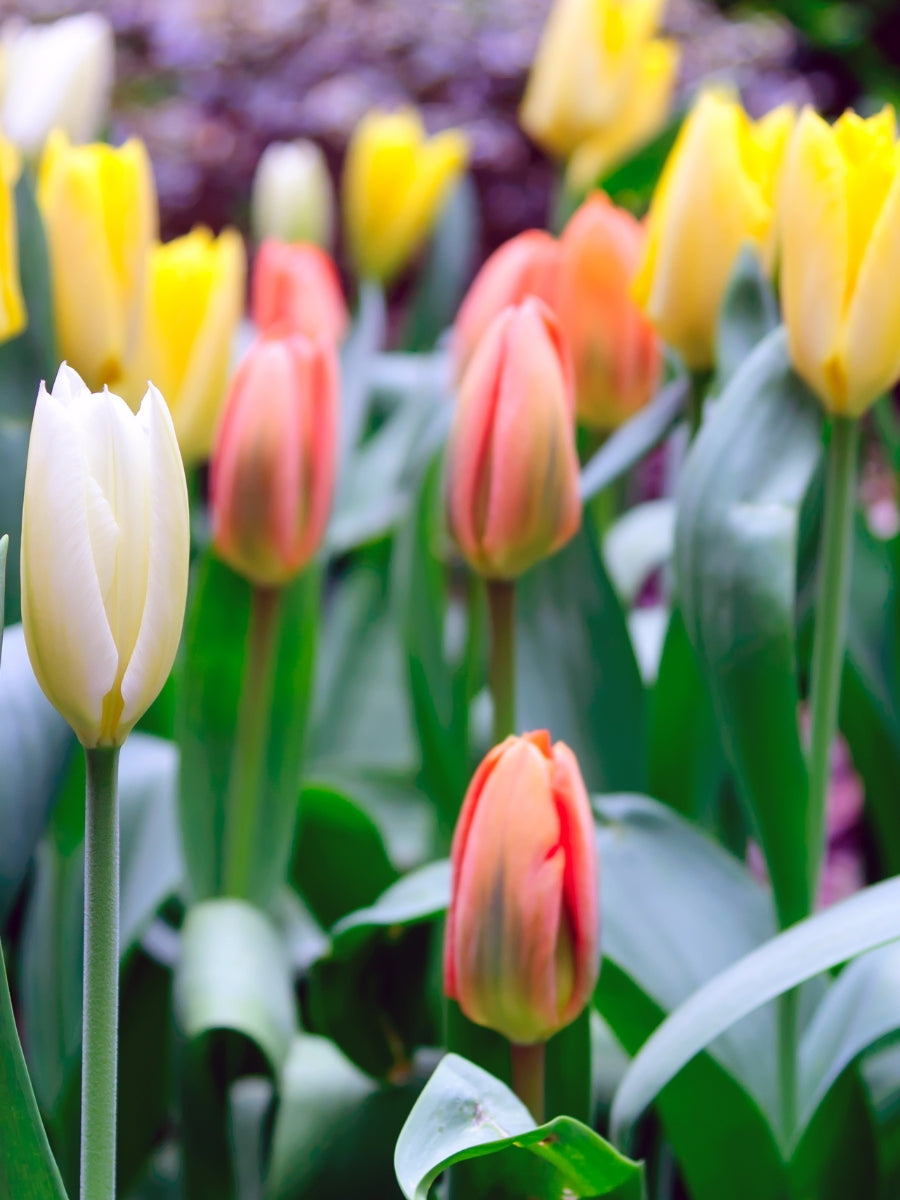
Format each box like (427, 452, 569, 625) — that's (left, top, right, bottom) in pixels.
(486, 579, 516, 743)
(81, 746, 121, 1200)
(223, 585, 282, 898)
(688, 369, 712, 439)
(510, 1041, 546, 1123)
(778, 986, 798, 1143)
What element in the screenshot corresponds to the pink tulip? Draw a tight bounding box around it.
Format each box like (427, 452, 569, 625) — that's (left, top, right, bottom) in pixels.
(251, 238, 348, 345)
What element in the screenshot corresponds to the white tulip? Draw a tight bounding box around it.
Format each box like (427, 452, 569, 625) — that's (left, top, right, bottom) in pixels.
(20, 364, 190, 747)
(251, 140, 334, 248)
(1, 13, 115, 159)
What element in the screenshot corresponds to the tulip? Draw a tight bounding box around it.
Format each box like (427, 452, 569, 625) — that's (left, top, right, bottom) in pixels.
(251, 238, 348, 345)
(0, 13, 114, 159)
(780, 105, 900, 417)
(447, 298, 581, 579)
(20, 364, 190, 748)
(251, 139, 334, 249)
(0, 136, 25, 342)
(557, 193, 661, 429)
(38, 131, 158, 390)
(211, 331, 338, 587)
(453, 230, 561, 382)
(121, 226, 246, 466)
(444, 731, 600, 1045)
(343, 108, 468, 283)
(633, 90, 794, 370)
(520, 0, 679, 190)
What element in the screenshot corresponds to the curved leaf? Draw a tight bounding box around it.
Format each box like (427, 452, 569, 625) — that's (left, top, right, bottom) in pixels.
(715, 245, 779, 389)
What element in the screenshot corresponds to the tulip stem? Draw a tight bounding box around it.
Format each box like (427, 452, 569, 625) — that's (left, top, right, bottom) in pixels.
(81, 745, 121, 1200)
(487, 579, 516, 743)
(688, 369, 712, 439)
(510, 1041, 545, 1124)
(223, 584, 282, 899)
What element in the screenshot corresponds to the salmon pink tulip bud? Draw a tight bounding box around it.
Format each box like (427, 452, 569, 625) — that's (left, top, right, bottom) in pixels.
(446, 298, 581, 579)
(453, 230, 561, 382)
(210, 331, 338, 587)
(558, 193, 661, 430)
(444, 731, 600, 1045)
(251, 238, 348, 345)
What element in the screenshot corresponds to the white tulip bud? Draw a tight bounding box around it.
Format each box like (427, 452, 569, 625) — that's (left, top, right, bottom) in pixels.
(20, 364, 190, 747)
(1, 13, 115, 159)
(251, 140, 334, 249)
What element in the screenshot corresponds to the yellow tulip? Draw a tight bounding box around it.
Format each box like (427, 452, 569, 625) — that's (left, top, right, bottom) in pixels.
(20, 365, 189, 748)
(0, 133, 25, 342)
(122, 227, 246, 466)
(343, 108, 468, 284)
(38, 130, 157, 390)
(780, 105, 900, 417)
(520, 0, 678, 187)
(633, 90, 794, 370)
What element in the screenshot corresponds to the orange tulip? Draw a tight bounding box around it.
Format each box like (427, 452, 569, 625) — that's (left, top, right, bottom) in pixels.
(557, 193, 661, 429)
(446, 298, 581, 579)
(210, 330, 338, 586)
(444, 731, 600, 1045)
(251, 238, 348, 344)
(453, 230, 561, 381)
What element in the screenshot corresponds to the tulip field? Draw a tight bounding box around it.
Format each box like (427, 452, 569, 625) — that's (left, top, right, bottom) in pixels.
(5, 1, 900, 1198)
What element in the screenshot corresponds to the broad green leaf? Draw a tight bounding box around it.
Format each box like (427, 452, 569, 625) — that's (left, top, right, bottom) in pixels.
(337, 280, 386, 472)
(228, 1076, 273, 1200)
(394, 1053, 643, 1200)
(328, 859, 451, 959)
(0, 942, 68, 1200)
(178, 556, 318, 906)
(0, 533, 6, 633)
(675, 327, 823, 927)
(715, 245, 779, 389)
(610, 874, 900, 1149)
(599, 114, 683, 211)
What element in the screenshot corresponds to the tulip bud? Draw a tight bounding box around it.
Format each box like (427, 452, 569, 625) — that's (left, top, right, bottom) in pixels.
(446, 298, 581, 579)
(20, 365, 189, 748)
(444, 731, 600, 1045)
(0, 13, 114, 159)
(211, 331, 338, 587)
(453, 230, 561, 382)
(38, 131, 158, 390)
(343, 107, 468, 284)
(520, 0, 679, 191)
(121, 226, 246, 466)
(0, 135, 25, 343)
(251, 139, 335, 249)
(557, 193, 661, 429)
(780, 105, 900, 417)
(251, 238, 348, 345)
(633, 90, 794, 370)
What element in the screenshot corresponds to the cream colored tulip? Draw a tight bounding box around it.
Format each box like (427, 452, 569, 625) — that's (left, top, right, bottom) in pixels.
(251, 140, 334, 249)
(21, 364, 189, 747)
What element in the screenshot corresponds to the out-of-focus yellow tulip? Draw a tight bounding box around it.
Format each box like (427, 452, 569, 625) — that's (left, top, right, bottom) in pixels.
(0, 133, 25, 342)
(122, 227, 246, 466)
(38, 130, 157, 390)
(633, 90, 794, 370)
(20, 364, 189, 748)
(780, 105, 900, 417)
(520, 0, 679, 190)
(343, 108, 468, 284)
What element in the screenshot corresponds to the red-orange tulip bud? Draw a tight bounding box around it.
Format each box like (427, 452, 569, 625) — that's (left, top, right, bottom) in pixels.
(446, 297, 581, 580)
(453, 230, 561, 381)
(558, 193, 661, 430)
(210, 331, 338, 586)
(444, 731, 600, 1046)
(251, 238, 348, 344)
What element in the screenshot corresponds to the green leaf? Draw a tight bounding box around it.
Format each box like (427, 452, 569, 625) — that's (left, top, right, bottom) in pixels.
(715, 245, 779, 389)
(337, 280, 386, 473)
(0, 533, 6, 634)
(0, 417, 30, 625)
(603, 500, 674, 607)
(328, 859, 451, 959)
(0, 941, 68, 1199)
(675, 326, 823, 927)
(394, 1053, 643, 1200)
(599, 113, 683, 212)
(609, 874, 900, 1149)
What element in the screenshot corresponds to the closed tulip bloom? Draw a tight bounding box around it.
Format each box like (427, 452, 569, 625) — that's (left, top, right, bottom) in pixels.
(633, 90, 794, 370)
(558, 193, 661, 429)
(251, 239, 348, 345)
(0, 13, 114, 159)
(38, 131, 158, 390)
(211, 331, 338, 587)
(251, 139, 334, 249)
(780, 105, 900, 417)
(444, 731, 600, 1045)
(20, 365, 190, 748)
(446, 298, 581, 579)
(343, 108, 468, 283)
(453, 230, 561, 382)
(0, 135, 25, 342)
